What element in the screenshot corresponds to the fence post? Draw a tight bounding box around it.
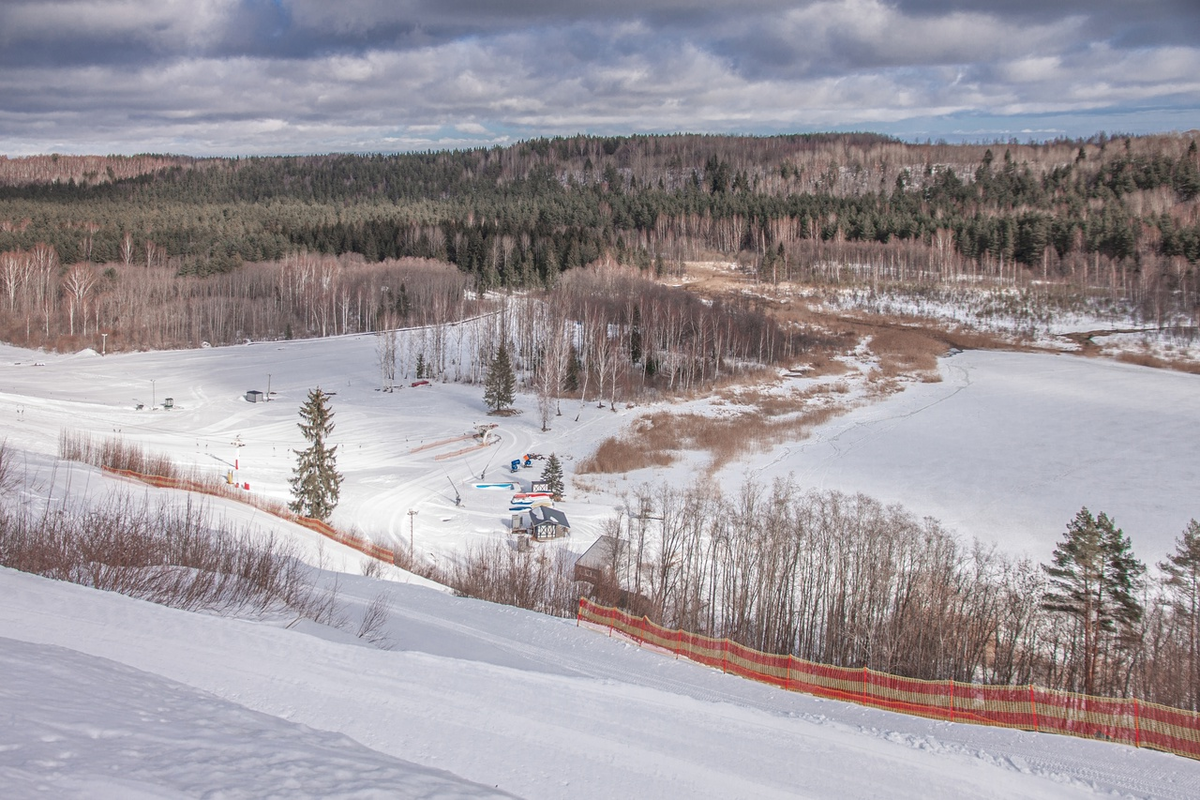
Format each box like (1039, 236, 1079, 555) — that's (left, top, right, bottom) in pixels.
(1029, 685, 1039, 732)
(722, 639, 728, 674)
(949, 679, 955, 722)
(1134, 698, 1140, 748)
(862, 666, 869, 705)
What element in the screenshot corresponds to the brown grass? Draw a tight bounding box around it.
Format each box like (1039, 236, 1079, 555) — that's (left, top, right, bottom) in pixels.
(59, 429, 181, 479)
(868, 328, 945, 380)
(1115, 351, 1200, 375)
(0, 493, 315, 615)
(578, 393, 853, 477)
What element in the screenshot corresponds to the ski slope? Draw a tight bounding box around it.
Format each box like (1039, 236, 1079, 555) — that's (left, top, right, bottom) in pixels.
(4, 565, 1199, 799)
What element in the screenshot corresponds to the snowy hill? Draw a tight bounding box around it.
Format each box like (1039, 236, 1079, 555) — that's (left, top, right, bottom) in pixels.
(5, 566, 1199, 799)
(4, 331, 1200, 796)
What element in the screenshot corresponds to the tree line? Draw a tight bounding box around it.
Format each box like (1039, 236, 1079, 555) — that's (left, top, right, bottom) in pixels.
(587, 479, 1200, 710)
(0, 133, 1196, 322)
(0, 250, 477, 351)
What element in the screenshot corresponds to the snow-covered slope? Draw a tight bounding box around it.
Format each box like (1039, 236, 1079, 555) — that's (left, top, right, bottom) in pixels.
(4, 566, 1199, 799)
(1, 635, 509, 799)
(4, 333, 1198, 565)
(5, 334, 1200, 797)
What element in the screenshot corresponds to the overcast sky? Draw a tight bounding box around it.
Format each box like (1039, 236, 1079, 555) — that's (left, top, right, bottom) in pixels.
(1, 0, 1197, 156)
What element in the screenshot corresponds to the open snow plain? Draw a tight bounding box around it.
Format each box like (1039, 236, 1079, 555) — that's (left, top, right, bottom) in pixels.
(735, 349, 1200, 563)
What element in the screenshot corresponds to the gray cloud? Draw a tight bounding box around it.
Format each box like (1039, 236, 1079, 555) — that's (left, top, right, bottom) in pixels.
(0, 0, 1195, 155)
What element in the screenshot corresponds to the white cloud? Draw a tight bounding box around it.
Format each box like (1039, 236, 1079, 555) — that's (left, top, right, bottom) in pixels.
(0, 2, 1196, 153)
(0, 0, 238, 49)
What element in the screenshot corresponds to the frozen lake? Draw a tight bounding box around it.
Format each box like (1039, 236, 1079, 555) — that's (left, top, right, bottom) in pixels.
(739, 349, 1200, 564)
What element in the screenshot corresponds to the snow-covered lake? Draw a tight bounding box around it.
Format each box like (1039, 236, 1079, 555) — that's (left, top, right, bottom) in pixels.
(736, 350, 1200, 564)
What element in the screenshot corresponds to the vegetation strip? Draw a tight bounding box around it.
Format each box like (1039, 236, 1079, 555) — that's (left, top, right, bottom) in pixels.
(579, 599, 1200, 761)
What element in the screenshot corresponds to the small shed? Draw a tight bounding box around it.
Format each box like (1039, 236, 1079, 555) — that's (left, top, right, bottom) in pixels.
(573, 535, 621, 584)
(245, 390, 264, 403)
(529, 506, 571, 541)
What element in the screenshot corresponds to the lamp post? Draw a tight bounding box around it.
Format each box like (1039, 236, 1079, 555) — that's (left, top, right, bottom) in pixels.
(407, 509, 419, 558)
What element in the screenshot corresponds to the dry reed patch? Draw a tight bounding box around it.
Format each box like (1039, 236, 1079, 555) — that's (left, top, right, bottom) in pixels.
(718, 386, 809, 416)
(576, 430, 677, 474)
(60, 429, 181, 479)
(797, 352, 852, 378)
(1115, 351, 1200, 375)
(865, 327, 945, 380)
(579, 386, 861, 477)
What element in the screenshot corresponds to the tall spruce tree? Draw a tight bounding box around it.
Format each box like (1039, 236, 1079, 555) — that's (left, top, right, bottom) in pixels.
(1160, 519, 1200, 709)
(483, 340, 515, 413)
(1041, 508, 1144, 695)
(540, 453, 564, 501)
(289, 387, 343, 521)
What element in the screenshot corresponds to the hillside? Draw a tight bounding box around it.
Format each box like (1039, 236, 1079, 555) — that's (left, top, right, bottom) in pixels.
(4, 563, 1199, 799)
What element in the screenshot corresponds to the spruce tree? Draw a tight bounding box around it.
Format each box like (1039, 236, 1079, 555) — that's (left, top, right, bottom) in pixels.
(483, 340, 515, 413)
(1160, 520, 1200, 709)
(563, 345, 581, 393)
(1041, 508, 1144, 695)
(289, 387, 343, 521)
(540, 453, 564, 501)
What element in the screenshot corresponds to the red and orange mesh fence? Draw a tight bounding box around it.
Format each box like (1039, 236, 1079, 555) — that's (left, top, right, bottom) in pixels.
(578, 597, 1200, 761)
(101, 466, 395, 564)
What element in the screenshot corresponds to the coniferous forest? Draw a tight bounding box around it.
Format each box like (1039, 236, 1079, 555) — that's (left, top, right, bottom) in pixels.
(0, 132, 1197, 352)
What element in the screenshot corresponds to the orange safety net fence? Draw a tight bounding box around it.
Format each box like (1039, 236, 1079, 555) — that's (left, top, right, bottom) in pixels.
(101, 466, 395, 564)
(578, 598, 1200, 761)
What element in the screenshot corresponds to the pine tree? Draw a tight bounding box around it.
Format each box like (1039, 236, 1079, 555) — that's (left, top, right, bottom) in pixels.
(1160, 519, 1200, 709)
(289, 387, 343, 521)
(1041, 508, 1144, 695)
(563, 344, 581, 393)
(483, 340, 515, 413)
(540, 453, 564, 501)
